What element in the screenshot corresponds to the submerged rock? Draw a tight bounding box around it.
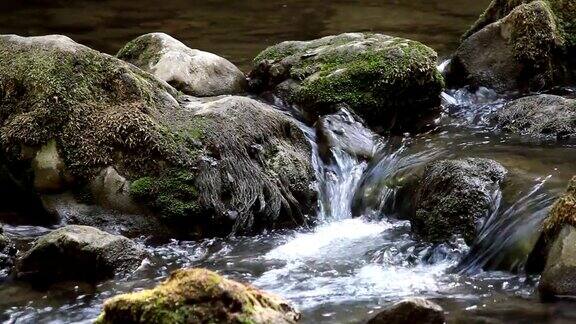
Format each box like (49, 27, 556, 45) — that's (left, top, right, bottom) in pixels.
(0, 35, 316, 238)
(367, 298, 445, 324)
(117, 32, 246, 96)
(526, 177, 576, 299)
(493, 94, 576, 140)
(316, 108, 378, 161)
(448, 0, 575, 92)
(96, 268, 300, 324)
(395, 158, 506, 244)
(16, 225, 146, 283)
(250, 33, 444, 133)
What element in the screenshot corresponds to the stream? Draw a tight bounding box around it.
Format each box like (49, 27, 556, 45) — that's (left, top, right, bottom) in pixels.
(2, 86, 576, 323)
(2, 1, 576, 323)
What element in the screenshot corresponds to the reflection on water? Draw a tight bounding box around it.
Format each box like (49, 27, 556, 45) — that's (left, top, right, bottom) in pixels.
(0, 0, 490, 70)
(2, 1, 576, 323)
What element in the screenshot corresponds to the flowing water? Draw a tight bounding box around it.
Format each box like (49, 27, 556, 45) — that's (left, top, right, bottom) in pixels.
(2, 1, 576, 323)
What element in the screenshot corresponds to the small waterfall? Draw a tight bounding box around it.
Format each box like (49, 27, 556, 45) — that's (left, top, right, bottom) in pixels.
(457, 176, 554, 273)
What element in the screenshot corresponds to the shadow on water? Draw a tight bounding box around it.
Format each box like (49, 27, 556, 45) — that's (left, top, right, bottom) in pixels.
(0, 0, 490, 70)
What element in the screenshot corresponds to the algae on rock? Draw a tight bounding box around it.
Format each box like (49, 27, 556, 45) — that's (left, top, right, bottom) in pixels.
(97, 268, 300, 324)
(250, 33, 444, 133)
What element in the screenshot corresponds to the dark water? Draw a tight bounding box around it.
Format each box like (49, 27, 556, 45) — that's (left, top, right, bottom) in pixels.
(3, 1, 576, 324)
(0, 0, 490, 70)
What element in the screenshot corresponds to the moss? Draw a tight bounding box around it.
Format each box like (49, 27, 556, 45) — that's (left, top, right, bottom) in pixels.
(541, 176, 576, 239)
(130, 169, 201, 221)
(116, 35, 164, 68)
(251, 33, 444, 132)
(96, 268, 299, 324)
(0, 35, 183, 179)
(464, 0, 576, 48)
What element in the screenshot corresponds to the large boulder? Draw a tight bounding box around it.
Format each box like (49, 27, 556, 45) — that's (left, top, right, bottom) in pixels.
(526, 177, 576, 299)
(96, 268, 300, 324)
(493, 94, 576, 140)
(0, 35, 316, 238)
(249, 33, 444, 133)
(447, 0, 575, 92)
(16, 225, 146, 283)
(393, 158, 507, 244)
(117, 33, 246, 97)
(367, 298, 445, 324)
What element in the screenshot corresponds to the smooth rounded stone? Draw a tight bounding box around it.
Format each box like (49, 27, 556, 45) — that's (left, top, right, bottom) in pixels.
(96, 268, 300, 324)
(447, 0, 575, 92)
(493, 94, 576, 140)
(250, 32, 444, 133)
(316, 108, 378, 161)
(525, 177, 576, 298)
(394, 158, 507, 244)
(31, 139, 72, 193)
(16, 225, 146, 283)
(117, 32, 246, 96)
(0, 35, 316, 238)
(367, 298, 445, 324)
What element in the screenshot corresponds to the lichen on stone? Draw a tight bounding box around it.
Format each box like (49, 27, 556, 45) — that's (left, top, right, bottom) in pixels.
(96, 268, 300, 324)
(250, 33, 444, 133)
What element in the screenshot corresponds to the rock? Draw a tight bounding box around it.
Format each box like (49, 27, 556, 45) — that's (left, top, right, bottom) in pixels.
(493, 94, 576, 140)
(448, 0, 575, 92)
(525, 177, 576, 299)
(0, 35, 316, 238)
(249, 33, 444, 133)
(129, 95, 317, 237)
(16, 225, 146, 283)
(96, 268, 300, 324)
(117, 33, 246, 97)
(32, 139, 72, 192)
(395, 158, 506, 244)
(316, 108, 378, 161)
(367, 298, 445, 324)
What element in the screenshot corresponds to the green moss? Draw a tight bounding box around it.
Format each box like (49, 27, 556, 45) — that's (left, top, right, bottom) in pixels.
(130, 169, 201, 221)
(291, 41, 444, 114)
(96, 268, 298, 324)
(116, 35, 164, 68)
(464, 0, 576, 48)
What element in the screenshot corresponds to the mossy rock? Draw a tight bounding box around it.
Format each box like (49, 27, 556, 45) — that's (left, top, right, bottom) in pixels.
(528, 178, 576, 299)
(15, 225, 146, 284)
(463, 0, 576, 48)
(449, 0, 575, 92)
(0, 35, 316, 239)
(493, 94, 576, 140)
(250, 33, 444, 134)
(394, 158, 507, 245)
(96, 268, 301, 324)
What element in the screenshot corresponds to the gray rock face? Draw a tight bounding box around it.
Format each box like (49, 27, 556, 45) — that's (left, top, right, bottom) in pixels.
(0, 35, 316, 239)
(367, 298, 445, 324)
(250, 32, 444, 133)
(117, 33, 246, 97)
(316, 108, 378, 161)
(539, 225, 576, 299)
(16, 225, 146, 283)
(448, 1, 570, 92)
(396, 158, 507, 244)
(525, 177, 576, 299)
(493, 94, 576, 140)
